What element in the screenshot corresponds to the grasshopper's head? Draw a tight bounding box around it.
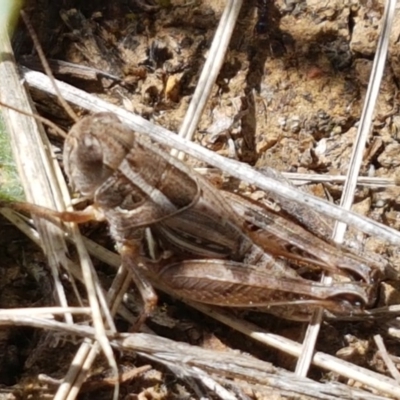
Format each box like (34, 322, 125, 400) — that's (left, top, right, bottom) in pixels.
(63, 112, 135, 197)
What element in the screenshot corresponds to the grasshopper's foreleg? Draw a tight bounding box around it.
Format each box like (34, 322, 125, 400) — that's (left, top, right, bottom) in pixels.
(119, 241, 158, 331)
(0, 201, 104, 224)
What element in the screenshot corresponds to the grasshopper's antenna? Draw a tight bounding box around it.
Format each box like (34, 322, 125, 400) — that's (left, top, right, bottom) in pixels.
(20, 10, 79, 123)
(0, 100, 67, 138)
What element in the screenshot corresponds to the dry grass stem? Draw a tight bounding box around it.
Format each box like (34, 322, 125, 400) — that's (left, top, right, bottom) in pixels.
(117, 333, 393, 400)
(374, 335, 400, 384)
(0, 307, 91, 317)
(173, 0, 243, 158)
(282, 173, 398, 187)
(0, 24, 120, 400)
(22, 68, 400, 246)
(297, 0, 398, 378)
(0, 28, 71, 324)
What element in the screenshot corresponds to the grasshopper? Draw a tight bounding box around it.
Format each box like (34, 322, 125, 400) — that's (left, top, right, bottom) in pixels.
(0, 11, 385, 327)
(5, 110, 383, 325)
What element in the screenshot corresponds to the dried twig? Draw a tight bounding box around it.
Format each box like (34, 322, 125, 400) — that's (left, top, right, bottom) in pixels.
(296, 0, 397, 378)
(374, 335, 400, 384)
(173, 0, 243, 158)
(22, 68, 400, 247)
(0, 19, 121, 400)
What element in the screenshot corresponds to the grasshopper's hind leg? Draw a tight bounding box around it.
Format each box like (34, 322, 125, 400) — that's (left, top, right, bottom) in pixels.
(158, 259, 370, 319)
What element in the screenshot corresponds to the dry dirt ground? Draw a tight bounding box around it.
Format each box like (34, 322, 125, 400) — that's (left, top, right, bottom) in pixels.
(2, 0, 400, 398)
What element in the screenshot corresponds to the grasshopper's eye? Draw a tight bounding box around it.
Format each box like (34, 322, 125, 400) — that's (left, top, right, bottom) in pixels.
(63, 113, 135, 197)
(63, 131, 113, 196)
